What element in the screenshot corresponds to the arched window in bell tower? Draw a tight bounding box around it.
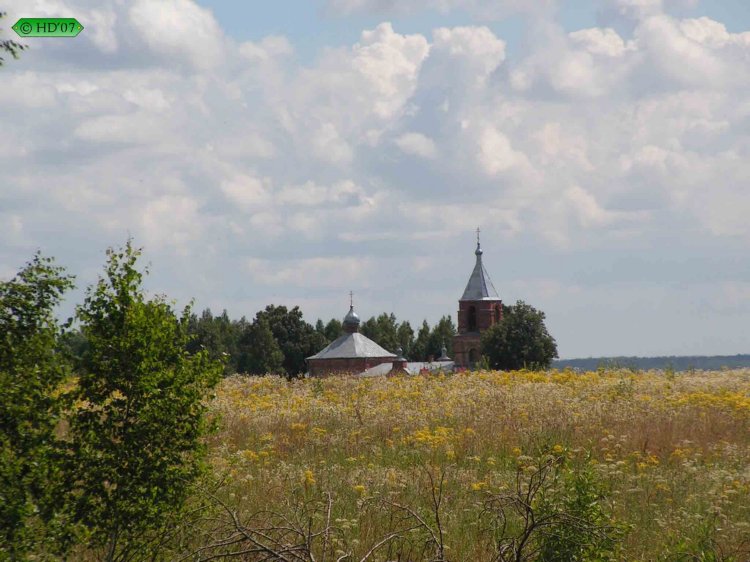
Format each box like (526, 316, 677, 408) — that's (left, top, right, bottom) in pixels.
(468, 305, 477, 331)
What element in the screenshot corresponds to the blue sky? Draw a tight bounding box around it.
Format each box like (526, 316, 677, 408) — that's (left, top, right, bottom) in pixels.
(1, 0, 749, 359)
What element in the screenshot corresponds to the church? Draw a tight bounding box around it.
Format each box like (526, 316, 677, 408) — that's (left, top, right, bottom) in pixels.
(306, 232, 502, 376)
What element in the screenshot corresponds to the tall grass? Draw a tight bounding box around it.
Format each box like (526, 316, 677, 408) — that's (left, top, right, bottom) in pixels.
(191, 369, 750, 560)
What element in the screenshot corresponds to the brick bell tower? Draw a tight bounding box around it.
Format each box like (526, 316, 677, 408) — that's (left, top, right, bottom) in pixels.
(453, 228, 503, 368)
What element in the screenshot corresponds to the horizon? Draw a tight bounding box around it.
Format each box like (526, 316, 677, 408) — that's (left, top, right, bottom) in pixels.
(2, 0, 749, 359)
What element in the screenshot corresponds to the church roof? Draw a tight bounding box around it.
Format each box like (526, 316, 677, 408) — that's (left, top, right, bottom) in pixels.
(359, 360, 455, 377)
(307, 332, 397, 360)
(461, 239, 499, 301)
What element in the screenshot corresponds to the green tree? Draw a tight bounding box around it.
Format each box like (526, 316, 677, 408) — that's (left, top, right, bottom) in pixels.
(237, 316, 284, 375)
(427, 315, 456, 359)
(323, 318, 342, 342)
(186, 308, 243, 375)
(410, 320, 431, 361)
(360, 313, 400, 354)
(1, 11, 26, 67)
(480, 300, 558, 370)
(396, 320, 414, 358)
(69, 240, 223, 560)
(0, 254, 74, 558)
(254, 305, 327, 376)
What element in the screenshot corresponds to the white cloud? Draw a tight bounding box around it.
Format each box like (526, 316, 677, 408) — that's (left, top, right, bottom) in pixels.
(477, 126, 525, 175)
(3, 1, 750, 356)
(432, 26, 505, 77)
(129, 0, 225, 69)
(394, 132, 438, 158)
(325, 0, 555, 20)
(239, 35, 294, 61)
(140, 194, 203, 253)
(246, 257, 374, 287)
(569, 28, 632, 57)
(220, 174, 272, 210)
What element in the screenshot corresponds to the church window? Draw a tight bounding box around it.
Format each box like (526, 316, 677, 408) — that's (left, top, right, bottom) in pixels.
(468, 305, 477, 331)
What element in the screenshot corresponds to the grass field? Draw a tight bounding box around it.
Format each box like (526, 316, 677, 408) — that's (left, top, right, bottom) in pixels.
(194, 369, 750, 561)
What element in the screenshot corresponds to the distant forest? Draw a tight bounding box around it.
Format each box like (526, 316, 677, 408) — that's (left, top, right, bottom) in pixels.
(553, 354, 750, 372)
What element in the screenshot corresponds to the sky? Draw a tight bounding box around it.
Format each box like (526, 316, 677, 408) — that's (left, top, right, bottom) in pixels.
(1, 0, 749, 359)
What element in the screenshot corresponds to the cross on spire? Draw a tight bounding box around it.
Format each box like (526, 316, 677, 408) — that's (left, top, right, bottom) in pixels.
(476, 227, 481, 245)
(349, 290, 353, 309)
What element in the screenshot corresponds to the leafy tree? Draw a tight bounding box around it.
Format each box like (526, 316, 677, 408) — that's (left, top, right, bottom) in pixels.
(58, 327, 89, 367)
(0, 254, 74, 557)
(186, 308, 244, 375)
(323, 318, 342, 342)
(396, 320, 414, 358)
(360, 313, 400, 354)
(237, 316, 284, 375)
(410, 320, 431, 361)
(427, 315, 456, 359)
(314, 318, 325, 336)
(254, 305, 327, 376)
(68, 240, 223, 560)
(480, 300, 558, 370)
(0, 11, 26, 67)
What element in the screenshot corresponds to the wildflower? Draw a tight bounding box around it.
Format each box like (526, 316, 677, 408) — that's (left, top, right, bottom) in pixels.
(471, 482, 487, 491)
(242, 450, 258, 462)
(353, 484, 366, 495)
(303, 469, 315, 486)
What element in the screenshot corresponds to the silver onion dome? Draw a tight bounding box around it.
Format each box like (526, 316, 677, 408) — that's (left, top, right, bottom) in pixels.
(343, 305, 360, 327)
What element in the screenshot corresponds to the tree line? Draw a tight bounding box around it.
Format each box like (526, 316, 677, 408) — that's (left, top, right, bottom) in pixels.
(182, 307, 456, 376)
(57, 279, 559, 379)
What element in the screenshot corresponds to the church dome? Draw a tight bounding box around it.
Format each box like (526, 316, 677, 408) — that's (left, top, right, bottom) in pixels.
(342, 305, 360, 333)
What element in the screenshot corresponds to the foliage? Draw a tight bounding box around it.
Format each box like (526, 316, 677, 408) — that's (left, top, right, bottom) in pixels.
(0, 11, 26, 67)
(481, 301, 558, 370)
(485, 451, 623, 562)
(253, 304, 327, 376)
(360, 313, 401, 354)
(426, 315, 456, 359)
(186, 308, 244, 375)
(68, 240, 223, 560)
(323, 318, 342, 342)
(411, 319, 431, 361)
(0, 254, 74, 558)
(237, 316, 284, 375)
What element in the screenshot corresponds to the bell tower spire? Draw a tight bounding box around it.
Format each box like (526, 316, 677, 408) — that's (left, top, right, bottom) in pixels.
(453, 228, 503, 368)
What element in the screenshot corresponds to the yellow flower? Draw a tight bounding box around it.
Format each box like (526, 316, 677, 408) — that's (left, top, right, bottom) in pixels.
(471, 482, 487, 491)
(353, 484, 366, 495)
(552, 444, 565, 454)
(303, 469, 315, 486)
(241, 450, 258, 461)
(511, 447, 522, 457)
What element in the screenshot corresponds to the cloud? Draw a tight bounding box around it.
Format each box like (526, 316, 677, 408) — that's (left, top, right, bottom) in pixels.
(394, 132, 438, 158)
(2, 0, 750, 356)
(246, 257, 374, 288)
(324, 0, 555, 20)
(128, 0, 225, 70)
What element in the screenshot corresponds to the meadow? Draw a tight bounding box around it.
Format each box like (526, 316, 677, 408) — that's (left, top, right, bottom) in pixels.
(190, 368, 750, 561)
